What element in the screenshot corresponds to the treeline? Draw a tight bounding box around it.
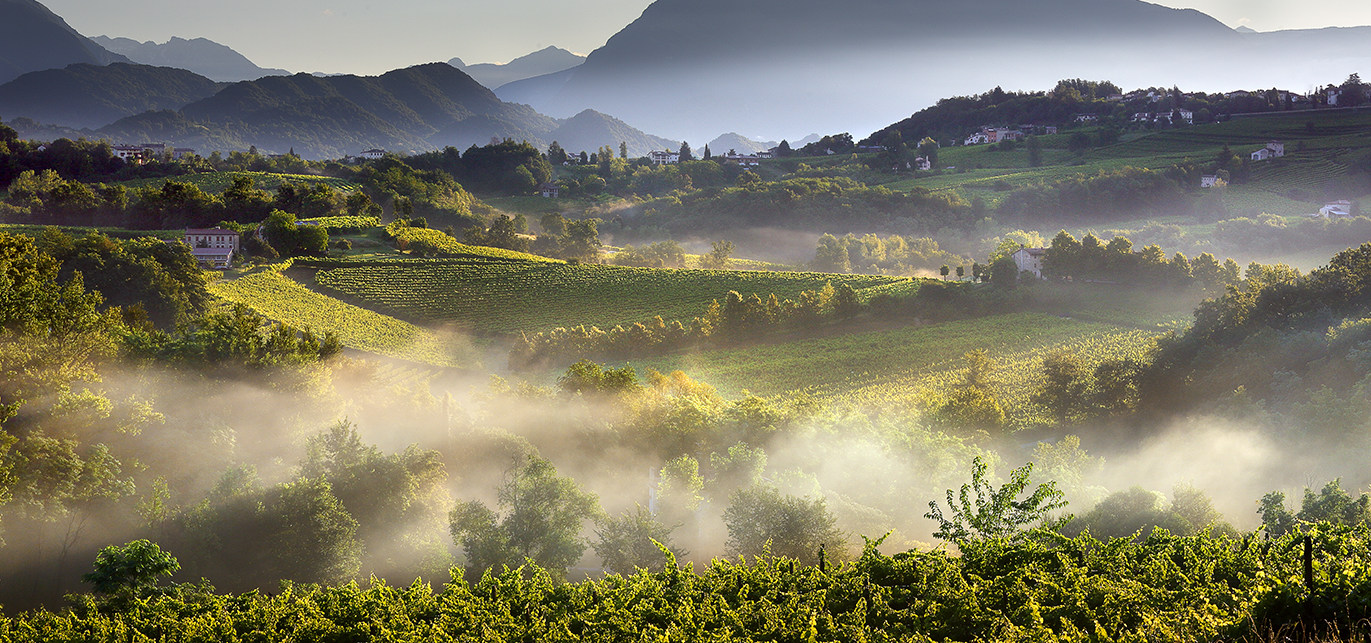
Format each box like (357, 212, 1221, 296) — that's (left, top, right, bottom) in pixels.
(868, 80, 1123, 147)
(997, 166, 1190, 223)
(1029, 229, 1246, 289)
(511, 279, 1009, 369)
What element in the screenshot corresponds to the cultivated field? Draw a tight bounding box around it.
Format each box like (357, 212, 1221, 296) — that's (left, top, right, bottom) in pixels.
(111, 171, 360, 194)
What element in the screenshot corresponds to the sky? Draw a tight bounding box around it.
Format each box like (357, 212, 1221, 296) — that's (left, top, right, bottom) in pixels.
(40, 0, 1371, 76)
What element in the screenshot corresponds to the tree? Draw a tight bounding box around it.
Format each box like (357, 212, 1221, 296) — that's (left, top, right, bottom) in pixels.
(775, 140, 792, 158)
(723, 484, 846, 564)
(679, 141, 694, 162)
(1033, 352, 1088, 425)
(619, 141, 629, 160)
(593, 506, 685, 574)
(926, 457, 1067, 544)
(82, 539, 179, 600)
(940, 265, 950, 280)
(449, 456, 602, 579)
(701, 240, 734, 270)
(547, 141, 568, 165)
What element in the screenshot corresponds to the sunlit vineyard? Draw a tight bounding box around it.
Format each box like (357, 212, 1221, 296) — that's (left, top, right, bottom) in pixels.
(111, 171, 360, 194)
(314, 258, 902, 334)
(298, 215, 381, 232)
(209, 269, 479, 367)
(631, 313, 1158, 427)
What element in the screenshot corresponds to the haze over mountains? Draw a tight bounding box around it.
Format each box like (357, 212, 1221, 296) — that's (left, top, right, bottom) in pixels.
(449, 46, 584, 91)
(0, 0, 126, 84)
(91, 36, 290, 82)
(513, 0, 1371, 142)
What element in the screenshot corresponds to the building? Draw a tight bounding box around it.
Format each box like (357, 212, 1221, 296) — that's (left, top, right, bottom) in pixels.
(539, 182, 560, 198)
(1074, 114, 1099, 123)
(113, 145, 143, 163)
(648, 150, 680, 165)
(184, 228, 240, 268)
(140, 143, 166, 159)
(1319, 200, 1353, 218)
(1200, 175, 1221, 188)
(963, 132, 990, 145)
(1044, 126, 1059, 135)
(172, 147, 196, 159)
(722, 153, 761, 166)
(1011, 247, 1047, 279)
(360, 149, 385, 160)
(914, 156, 932, 171)
(1251, 141, 1285, 162)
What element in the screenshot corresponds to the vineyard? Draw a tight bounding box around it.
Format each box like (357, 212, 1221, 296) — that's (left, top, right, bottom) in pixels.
(314, 258, 901, 334)
(9, 525, 1371, 642)
(630, 312, 1158, 427)
(109, 171, 360, 194)
(209, 269, 479, 367)
(298, 215, 381, 232)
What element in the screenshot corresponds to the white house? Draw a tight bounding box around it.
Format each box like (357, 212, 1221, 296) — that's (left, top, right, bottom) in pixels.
(360, 149, 385, 160)
(538, 182, 560, 198)
(113, 145, 143, 162)
(1044, 126, 1059, 135)
(648, 150, 680, 165)
(1200, 175, 1221, 188)
(723, 153, 761, 166)
(964, 132, 990, 145)
(1011, 247, 1047, 279)
(1251, 141, 1285, 162)
(1319, 200, 1353, 218)
(914, 156, 932, 171)
(1074, 114, 1099, 123)
(185, 228, 240, 269)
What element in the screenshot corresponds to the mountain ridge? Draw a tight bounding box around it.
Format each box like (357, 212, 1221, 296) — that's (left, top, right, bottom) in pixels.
(0, 0, 127, 84)
(91, 35, 290, 82)
(450, 46, 584, 90)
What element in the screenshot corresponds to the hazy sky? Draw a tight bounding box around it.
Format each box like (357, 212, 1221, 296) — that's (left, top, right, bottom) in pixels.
(41, 0, 1371, 75)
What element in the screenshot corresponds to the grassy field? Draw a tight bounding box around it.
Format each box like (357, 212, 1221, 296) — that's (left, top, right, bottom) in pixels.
(0, 223, 182, 240)
(313, 257, 902, 334)
(209, 269, 479, 368)
(108, 171, 360, 194)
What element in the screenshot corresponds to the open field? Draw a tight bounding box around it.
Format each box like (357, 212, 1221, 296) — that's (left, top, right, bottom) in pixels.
(108, 171, 360, 194)
(209, 268, 479, 368)
(314, 257, 902, 334)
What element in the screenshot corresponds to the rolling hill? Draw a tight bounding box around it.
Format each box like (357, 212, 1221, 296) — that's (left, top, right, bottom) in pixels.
(0, 0, 127, 84)
(545, 109, 679, 157)
(91, 36, 290, 83)
(0, 63, 221, 129)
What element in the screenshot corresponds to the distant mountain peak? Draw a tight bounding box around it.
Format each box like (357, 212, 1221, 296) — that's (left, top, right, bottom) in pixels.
(1234, 25, 1258, 33)
(446, 46, 585, 90)
(0, 0, 128, 84)
(90, 34, 289, 82)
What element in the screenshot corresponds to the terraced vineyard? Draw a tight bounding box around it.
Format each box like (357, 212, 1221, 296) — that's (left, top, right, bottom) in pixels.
(210, 269, 479, 367)
(630, 312, 1158, 429)
(314, 258, 902, 334)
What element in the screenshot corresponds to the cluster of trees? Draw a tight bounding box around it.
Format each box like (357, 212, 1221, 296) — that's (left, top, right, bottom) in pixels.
(997, 167, 1190, 223)
(1140, 242, 1371, 439)
(1027, 230, 1245, 290)
(867, 81, 1123, 148)
(610, 240, 686, 268)
(812, 232, 969, 275)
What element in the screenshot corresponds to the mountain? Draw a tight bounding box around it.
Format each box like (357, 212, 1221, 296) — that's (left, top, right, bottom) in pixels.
(519, 0, 1345, 142)
(545, 109, 678, 157)
(91, 36, 290, 82)
(707, 132, 778, 155)
(0, 0, 127, 85)
(449, 46, 584, 90)
(1235, 27, 1371, 84)
(494, 67, 578, 108)
(0, 63, 221, 129)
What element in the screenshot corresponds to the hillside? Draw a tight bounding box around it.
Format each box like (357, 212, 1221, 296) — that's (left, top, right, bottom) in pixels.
(519, 0, 1369, 142)
(546, 109, 679, 157)
(91, 35, 290, 82)
(708, 132, 778, 155)
(0, 63, 221, 129)
(449, 46, 584, 90)
(0, 0, 127, 84)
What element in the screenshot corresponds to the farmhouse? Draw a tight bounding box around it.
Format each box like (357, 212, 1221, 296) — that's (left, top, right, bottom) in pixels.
(1318, 200, 1354, 218)
(172, 147, 196, 159)
(1251, 141, 1285, 162)
(648, 150, 680, 165)
(539, 182, 560, 198)
(1200, 175, 1221, 188)
(1074, 114, 1098, 123)
(113, 145, 143, 162)
(964, 132, 990, 145)
(914, 156, 932, 171)
(1011, 247, 1047, 279)
(1044, 126, 1059, 135)
(360, 149, 385, 160)
(185, 228, 240, 269)
(723, 153, 762, 167)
